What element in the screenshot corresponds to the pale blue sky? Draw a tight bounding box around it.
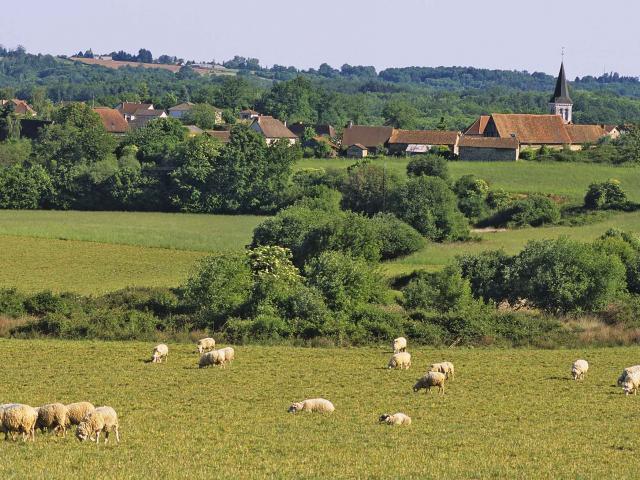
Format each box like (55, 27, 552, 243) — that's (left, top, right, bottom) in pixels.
(2, 0, 638, 77)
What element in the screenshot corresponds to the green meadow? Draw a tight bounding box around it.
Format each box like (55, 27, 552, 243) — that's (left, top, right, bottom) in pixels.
(0, 339, 638, 479)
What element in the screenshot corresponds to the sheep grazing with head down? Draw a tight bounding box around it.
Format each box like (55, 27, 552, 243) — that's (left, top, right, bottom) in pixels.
(413, 372, 446, 396)
(197, 337, 216, 354)
(617, 365, 640, 387)
(36, 403, 69, 436)
(199, 349, 226, 368)
(288, 398, 335, 414)
(429, 362, 455, 380)
(571, 359, 589, 381)
(152, 344, 169, 363)
(388, 352, 411, 370)
(221, 346, 235, 364)
(379, 413, 411, 426)
(1, 404, 38, 442)
(76, 406, 119, 445)
(622, 371, 640, 395)
(393, 337, 407, 354)
(66, 402, 95, 427)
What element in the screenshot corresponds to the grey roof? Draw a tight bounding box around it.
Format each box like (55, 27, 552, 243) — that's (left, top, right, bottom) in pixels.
(550, 62, 572, 104)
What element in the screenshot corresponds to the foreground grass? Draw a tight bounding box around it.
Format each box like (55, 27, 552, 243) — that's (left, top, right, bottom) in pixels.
(0, 339, 638, 479)
(297, 158, 640, 203)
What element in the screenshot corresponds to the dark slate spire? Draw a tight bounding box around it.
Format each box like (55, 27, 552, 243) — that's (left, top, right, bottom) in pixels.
(550, 62, 572, 104)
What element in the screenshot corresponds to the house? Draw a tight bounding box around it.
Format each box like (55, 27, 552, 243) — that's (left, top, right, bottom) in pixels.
(482, 113, 572, 149)
(0, 99, 37, 116)
(601, 124, 622, 140)
(168, 102, 194, 119)
(346, 143, 368, 158)
(287, 122, 336, 139)
(239, 109, 260, 121)
(342, 125, 394, 154)
(93, 107, 129, 135)
(250, 116, 297, 145)
(565, 124, 608, 149)
(464, 115, 491, 136)
(184, 125, 204, 137)
(130, 109, 168, 129)
(458, 136, 520, 161)
(116, 102, 154, 122)
(204, 130, 231, 144)
(387, 129, 461, 156)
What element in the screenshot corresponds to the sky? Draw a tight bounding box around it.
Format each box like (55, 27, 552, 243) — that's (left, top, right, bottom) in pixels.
(2, 0, 639, 78)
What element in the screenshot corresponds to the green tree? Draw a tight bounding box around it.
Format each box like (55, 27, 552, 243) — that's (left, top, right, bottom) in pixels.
(382, 99, 418, 129)
(121, 117, 186, 163)
(340, 162, 399, 215)
(406, 154, 449, 180)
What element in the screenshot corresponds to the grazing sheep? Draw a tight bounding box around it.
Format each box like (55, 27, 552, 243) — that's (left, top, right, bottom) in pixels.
(198, 350, 225, 368)
(0, 404, 19, 440)
(379, 413, 411, 426)
(152, 344, 169, 363)
(221, 346, 235, 364)
(617, 365, 640, 387)
(76, 406, 119, 445)
(197, 337, 216, 354)
(36, 403, 69, 437)
(388, 352, 411, 370)
(393, 337, 407, 354)
(413, 372, 446, 396)
(288, 398, 335, 414)
(571, 359, 589, 381)
(428, 362, 455, 380)
(1, 404, 38, 442)
(66, 402, 95, 427)
(622, 371, 640, 395)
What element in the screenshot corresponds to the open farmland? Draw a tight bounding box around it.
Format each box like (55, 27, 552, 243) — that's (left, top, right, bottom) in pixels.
(0, 339, 638, 479)
(297, 159, 640, 203)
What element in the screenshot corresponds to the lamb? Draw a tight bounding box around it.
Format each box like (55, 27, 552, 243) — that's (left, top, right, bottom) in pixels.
(288, 398, 335, 414)
(152, 343, 169, 363)
(617, 365, 640, 387)
(379, 413, 411, 426)
(65, 402, 95, 426)
(36, 403, 69, 437)
(198, 349, 225, 368)
(388, 352, 411, 370)
(1, 404, 38, 442)
(428, 361, 455, 380)
(571, 359, 589, 381)
(196, 337, 216, 354)
(413, 372, 446, 396)
(393, 337, 407, 354)
(76, 406, 119, 445)
(622, 371, 640, 395)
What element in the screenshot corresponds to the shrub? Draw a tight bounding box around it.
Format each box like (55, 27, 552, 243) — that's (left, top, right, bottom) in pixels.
(457, 250, 513, 303)
(369, 213, 426, 260)
(98, 287, 179, 317)
(391, 176, 469, 241)
(406, 154, 449, 180)
(584, 179, 628, 210)
(593, 229, 640, 293)
(486, 189, 511, 210)
(340, 162, 399, 215)
(402, 265, 474, 313)
(0, 288, 26, 318)
(494, 195, 560, 227)
(346, 305, 405, 344)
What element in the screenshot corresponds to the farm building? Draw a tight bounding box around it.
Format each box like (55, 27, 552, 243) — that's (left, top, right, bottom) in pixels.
(387, 129, 460, 156)
(168, 102, 194, 119)
(130, 109, 168, 129)
(288, 122, 336, 139)
(458, 136, 520, 161)
(93, 107, 129, 135)
(250, 116, 298, 145)
(565, 124, 608, 148)
(346, 143, 368, 158)
(116, 102, 154, 122)
(0, 99, 36, 116)
(342, 125, 394, 154)
(239, 109, 260, 121)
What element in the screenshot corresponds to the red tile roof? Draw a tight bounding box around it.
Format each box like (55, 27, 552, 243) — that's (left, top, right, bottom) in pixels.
(342, 125, 394, 148)
(464, 115, 490, 135)
(168, 102, 194, 112)
(93, 107, 129, 133)
(252, 116, 297, 139)
(566, 124, 607, 144)
(1, 99, 36, 116)
(388, 129, 459, 146)
(117, 102, 153, 115)
(204, 130, 231, 143)
(458, 136, 519, 149)
(489, 114, 571, 145)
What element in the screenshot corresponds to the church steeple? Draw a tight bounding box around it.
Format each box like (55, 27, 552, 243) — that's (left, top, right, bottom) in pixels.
(549, 61, 573, 124)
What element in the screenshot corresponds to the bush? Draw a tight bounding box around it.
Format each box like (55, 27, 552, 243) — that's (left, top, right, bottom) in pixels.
(406, 154, 449, 180)
(493, 195, 560, 227)
(391, 176, 469, 241)
(402, 265, 474, 313)
(0, 288, 26, 318)
(457, 250, 513, 303)
(369, 213, 426, 260)
(346, 305, 406, 345)
(98, 287, 179, 317)
(340, 162, 399, 216)
(584, 179, 628, 210)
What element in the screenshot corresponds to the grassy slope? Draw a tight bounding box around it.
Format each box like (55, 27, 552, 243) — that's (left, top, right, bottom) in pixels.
(297, 158, 640, 203)
(1, 339, 638, 479)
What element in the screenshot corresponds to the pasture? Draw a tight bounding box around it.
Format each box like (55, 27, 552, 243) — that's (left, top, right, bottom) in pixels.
(297, 158, 640, 203)
(1, 339, 638, 479)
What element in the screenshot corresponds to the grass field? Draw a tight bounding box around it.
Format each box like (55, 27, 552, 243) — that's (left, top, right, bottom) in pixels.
(297, 158, 640, 203)
(1, 339, 639, 479)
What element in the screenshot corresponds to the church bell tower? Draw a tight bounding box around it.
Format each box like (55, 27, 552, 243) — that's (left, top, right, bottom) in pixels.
(549, 62, 573, 124)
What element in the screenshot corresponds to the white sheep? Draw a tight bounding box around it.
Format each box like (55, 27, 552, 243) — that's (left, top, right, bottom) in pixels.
(198, 350, 225, 368)
(221, 346, 235, 364)
(197, 337, 216, 354)
(428, 362, 455, 380)
(622, 371, 640, 395)
(571, 359, 589, 381)
(388, 352, 411, 370)
(379, 413, 411, 426)
(413, 372, 446, 396)
(1, 404, 38, 442)
(617, 365, 640, 387)
(152, 344, 169, 363)
(36, 403, 69, 436)
(66, 402, 95, 426)
(288, 398, 335, 414)
(76, 406, 119, 445)
(393, 337, 407, 354)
